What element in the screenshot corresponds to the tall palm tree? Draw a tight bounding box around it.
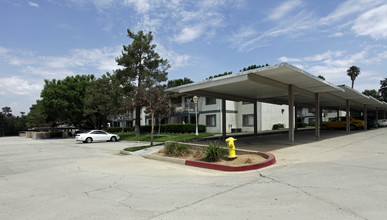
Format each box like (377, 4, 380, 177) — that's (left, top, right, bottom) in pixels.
(347, 66, 360, 89)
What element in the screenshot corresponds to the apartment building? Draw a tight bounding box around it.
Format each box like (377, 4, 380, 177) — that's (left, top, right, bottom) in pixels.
(109, 95, 290, 133)
(168, 95, 290, 133)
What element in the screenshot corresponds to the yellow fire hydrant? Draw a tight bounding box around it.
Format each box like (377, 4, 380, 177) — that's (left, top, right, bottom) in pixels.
(225, 137, 237, 159)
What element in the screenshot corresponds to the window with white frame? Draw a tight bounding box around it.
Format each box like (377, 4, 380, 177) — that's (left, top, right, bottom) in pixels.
(206, 115, 216, 127)
(242, 114, 254, 127)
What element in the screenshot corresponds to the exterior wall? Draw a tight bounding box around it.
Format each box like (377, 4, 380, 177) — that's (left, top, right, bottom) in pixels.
(198, 97, 219, 133)
(298, 107, 316, 124)
(260, 103, 290, 130)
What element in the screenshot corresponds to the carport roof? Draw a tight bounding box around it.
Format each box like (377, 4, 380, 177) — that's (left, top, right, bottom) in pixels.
(168, 63, 342, 102)
(167, 62, 387, 111)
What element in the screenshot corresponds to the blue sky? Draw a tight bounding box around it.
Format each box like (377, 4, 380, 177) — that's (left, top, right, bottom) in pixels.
(1, 0, 387, 115)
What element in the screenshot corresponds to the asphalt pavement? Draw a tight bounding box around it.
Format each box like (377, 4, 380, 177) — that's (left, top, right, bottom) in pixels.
(1, 128, 387, 219)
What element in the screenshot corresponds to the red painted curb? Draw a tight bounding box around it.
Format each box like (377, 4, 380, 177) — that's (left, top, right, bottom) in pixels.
(185, 152, 276, 172)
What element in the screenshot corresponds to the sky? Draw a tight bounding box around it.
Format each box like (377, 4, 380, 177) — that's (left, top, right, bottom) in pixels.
(1, 0, 387, 115)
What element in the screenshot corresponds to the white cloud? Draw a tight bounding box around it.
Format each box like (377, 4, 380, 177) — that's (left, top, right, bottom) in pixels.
(304, 50, 345, 62)
(268, 0, 302, 20)
(352, 4, 387, 39)
(330, 32, 344, 37)
(319, 0, 383, 24)
(0, 46, 121, 79)
(231, 10, 315, 52)
(0, 47, 9, 55)
(278, 56, 302, 63)
(155, 43, 191, 70)
(174, 26, 203, 44)
(0, 76, 42, 96)
(123, 0, 150, 13)
(28, 2, 39, 8)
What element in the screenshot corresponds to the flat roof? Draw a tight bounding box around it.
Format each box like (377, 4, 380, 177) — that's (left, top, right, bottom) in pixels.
(167, 62, 387, 111)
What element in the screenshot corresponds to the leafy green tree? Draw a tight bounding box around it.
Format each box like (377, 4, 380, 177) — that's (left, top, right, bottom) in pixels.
(84, 73, 123, 129)
(115, 29, 169, 136)
(347, 66, 360, 89)
(379, 78, 387, 102)
(240, 64, 269, 72)
(167, 77, 193, 88)
(40, 75, 95, 127)
(0, 107, 26, 136)
(141, 85, 172, 146)
(318, 75, 325, 80)
(2, 106, 12, 117)
(362, 89, 380, 100)
(26, 100, 50, 128)
(0, 112, 5, 136)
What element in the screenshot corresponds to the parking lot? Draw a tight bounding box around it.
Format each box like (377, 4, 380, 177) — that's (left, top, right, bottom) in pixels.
(1, 128, 387, 219)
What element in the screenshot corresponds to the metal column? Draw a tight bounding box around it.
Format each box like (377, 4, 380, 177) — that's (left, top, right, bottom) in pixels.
(222, 99, 226, 140)
(364, 104, 367, 130)
(315, 93, 320, 140)
(346, 99, 350, 134)
(254, 101, 258, 137)
(288, 85, 294, 145)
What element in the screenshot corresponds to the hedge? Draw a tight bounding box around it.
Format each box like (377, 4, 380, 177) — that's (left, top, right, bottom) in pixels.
(49, 131, 63, 138)
(272, 123, 285, 130)
(141, 124, 206, 134)
(107, 127, 133, 133)
(297, 122, 307, 128)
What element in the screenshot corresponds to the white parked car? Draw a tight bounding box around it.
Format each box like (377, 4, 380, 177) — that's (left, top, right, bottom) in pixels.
(377, 119, 387, 127)
(75, 130, 120, 143)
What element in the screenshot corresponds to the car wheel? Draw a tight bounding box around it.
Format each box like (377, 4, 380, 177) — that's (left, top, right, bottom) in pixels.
(350, 125, 355, 130)
(321, 125, 328, 130)
(110, 136, 117, 142)
(86, 137, 93, 143)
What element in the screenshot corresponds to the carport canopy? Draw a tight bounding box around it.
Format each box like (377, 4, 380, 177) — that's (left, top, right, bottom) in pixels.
(167, 62, 387, 144)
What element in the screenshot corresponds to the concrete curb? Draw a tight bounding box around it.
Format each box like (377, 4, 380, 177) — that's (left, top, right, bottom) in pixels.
(119, 150, 133, 155)
(121, 142, 276, 172)
(144, 154, 186, 165)
(143, 151, 276, 172)
(185, 152, 276, 172)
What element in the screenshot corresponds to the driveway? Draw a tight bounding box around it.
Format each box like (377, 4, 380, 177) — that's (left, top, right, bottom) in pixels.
(1, 129, 387, 219)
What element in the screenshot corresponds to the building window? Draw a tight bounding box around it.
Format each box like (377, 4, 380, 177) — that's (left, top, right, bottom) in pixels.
(242, 114, 254, 127)
(206, 97, 216, 105)
(206, 115, 216, 127)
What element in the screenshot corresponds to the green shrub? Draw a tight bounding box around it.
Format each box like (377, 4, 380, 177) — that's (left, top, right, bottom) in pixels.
(204, 142, 226, 162)
(49, 131, 63, 138)
(107, 127, 132, 133)
(297, 122, 307, 128)
(272, 123, 285, 130)
(140, 124, 206, 134)
(164, 142, 189, 157)
(308, 121, 316, 126)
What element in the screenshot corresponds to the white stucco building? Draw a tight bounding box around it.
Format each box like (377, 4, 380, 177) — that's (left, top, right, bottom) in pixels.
(109, 95, 291, 134)
(168, 95, 289, 133)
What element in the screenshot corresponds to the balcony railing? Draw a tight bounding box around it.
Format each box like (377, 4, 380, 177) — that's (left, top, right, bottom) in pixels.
(175, 103, 196, 113)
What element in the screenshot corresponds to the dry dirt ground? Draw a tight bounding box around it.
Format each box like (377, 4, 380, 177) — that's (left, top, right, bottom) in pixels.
(156, 149, 267, 166)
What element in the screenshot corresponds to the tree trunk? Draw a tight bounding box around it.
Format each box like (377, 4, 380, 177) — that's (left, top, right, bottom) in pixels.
(351, 80, 354, 89)
(150, 112, 154, 146)
(158, 116, 161, 137)
(135, 105, 141, 136)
